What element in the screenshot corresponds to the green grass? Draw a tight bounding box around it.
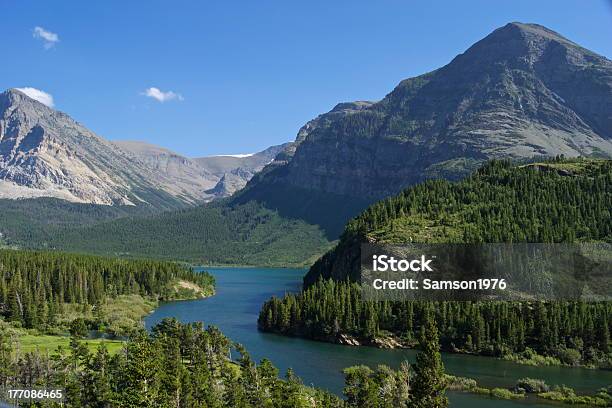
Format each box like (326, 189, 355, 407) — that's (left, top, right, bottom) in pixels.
(56, 294, 158, 337)
(447, 375, 526, 401)
(368, 213, 465, 243)
(17, 334, 124, 355)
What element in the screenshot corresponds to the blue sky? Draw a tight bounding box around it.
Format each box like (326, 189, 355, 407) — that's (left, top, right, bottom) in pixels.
(2, 1, 611, 157)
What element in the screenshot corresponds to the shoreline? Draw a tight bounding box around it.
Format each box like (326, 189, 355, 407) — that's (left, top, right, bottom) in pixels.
(259, 328, 608, 371)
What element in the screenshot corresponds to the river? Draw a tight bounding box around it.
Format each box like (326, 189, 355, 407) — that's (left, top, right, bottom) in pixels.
(145, 267, 611, 407)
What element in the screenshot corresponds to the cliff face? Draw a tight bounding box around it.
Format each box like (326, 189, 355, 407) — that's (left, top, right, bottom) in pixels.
(237, 23, 612, 236)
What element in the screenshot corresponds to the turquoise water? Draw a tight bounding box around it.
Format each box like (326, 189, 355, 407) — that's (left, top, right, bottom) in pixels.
(145, 267, 612, 407)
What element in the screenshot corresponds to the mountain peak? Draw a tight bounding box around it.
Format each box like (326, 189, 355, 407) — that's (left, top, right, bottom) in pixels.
(330, 101, 375, 113)
(1, 88, 27, 105)
(3, 88, 26, 97)
(490, 22, 571, 43)
(438, 21, 611, 85)
(237, 21, 612, 236)
(0, 88, 55, 115)
(0, 88, 216, 207)
(504, 22, 569, 39)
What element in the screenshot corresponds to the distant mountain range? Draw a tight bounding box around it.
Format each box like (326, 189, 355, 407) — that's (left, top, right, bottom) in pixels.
(114, 140, 289, 201)
(2, 22, 611, 265)
(0, 89, 287, 207)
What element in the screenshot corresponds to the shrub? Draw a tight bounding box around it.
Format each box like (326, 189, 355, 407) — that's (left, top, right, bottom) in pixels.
(446, 375, 477, 391)
(490, 388, 524, 400)
(557, 347, 582, 366)
(515, 378, 549, 393)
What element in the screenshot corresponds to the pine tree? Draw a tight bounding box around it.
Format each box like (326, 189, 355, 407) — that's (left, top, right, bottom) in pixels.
(343, 365, 378, 408)
(410, 314, 448, 408)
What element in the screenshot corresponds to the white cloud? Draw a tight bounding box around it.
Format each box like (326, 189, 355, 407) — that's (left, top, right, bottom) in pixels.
(142, 87, 184, 103)
(15, 87, 55, 108)
(33, 26, 59, 49)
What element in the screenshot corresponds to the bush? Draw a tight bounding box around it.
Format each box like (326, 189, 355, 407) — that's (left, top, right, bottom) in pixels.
(69, 318, 88, 338)
(557, 347, 582, 366)
(515, 378, 549, 393)
(490, 388, 524, 400)
(551, 385, 576, 397)
(539, 390, 608, 407)
(446, 375, 477, 391)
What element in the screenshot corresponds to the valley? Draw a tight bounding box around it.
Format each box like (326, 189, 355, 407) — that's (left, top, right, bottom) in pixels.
(2, 23, 612, 265)
(0, 17, 611, 408)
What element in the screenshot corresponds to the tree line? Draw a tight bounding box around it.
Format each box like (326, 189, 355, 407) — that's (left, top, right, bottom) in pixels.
(259, 279, 611, 367)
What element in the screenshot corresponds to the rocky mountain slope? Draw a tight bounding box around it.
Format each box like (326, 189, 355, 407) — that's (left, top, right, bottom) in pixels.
(0, 89, 199, 207)
(235, 22, 612, 237)
(111, 140, 219, 199)
(194, 144, 288, 176)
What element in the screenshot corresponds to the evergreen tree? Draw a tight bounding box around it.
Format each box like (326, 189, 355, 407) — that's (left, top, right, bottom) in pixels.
(410, 314, 448, 408)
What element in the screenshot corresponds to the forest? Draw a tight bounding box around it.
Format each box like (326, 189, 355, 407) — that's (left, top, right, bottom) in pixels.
(259, 280, 611, 367)
(261, 158, 612, 368)
(0, 244, 454, 407)
(0, 249, 214, 335)
(0, 199, 331, 267)
(0, 317, 449, 408)
(305, 158, 611, 284)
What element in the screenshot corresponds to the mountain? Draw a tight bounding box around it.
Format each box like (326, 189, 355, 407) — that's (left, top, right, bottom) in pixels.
(203, 169, 253, 198)
(0, 89, 198, 208)
(5, 22, 612, 267)
(0, 88, 287, 207)
(234, 22, 612, 237)
(115, 140, 290, 200)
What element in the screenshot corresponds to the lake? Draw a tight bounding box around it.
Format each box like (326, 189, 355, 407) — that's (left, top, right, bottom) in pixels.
(145, 267, 612, 407)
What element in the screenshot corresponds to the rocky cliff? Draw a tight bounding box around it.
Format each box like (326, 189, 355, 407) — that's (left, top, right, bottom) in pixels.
(196, 143, 289, 199)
